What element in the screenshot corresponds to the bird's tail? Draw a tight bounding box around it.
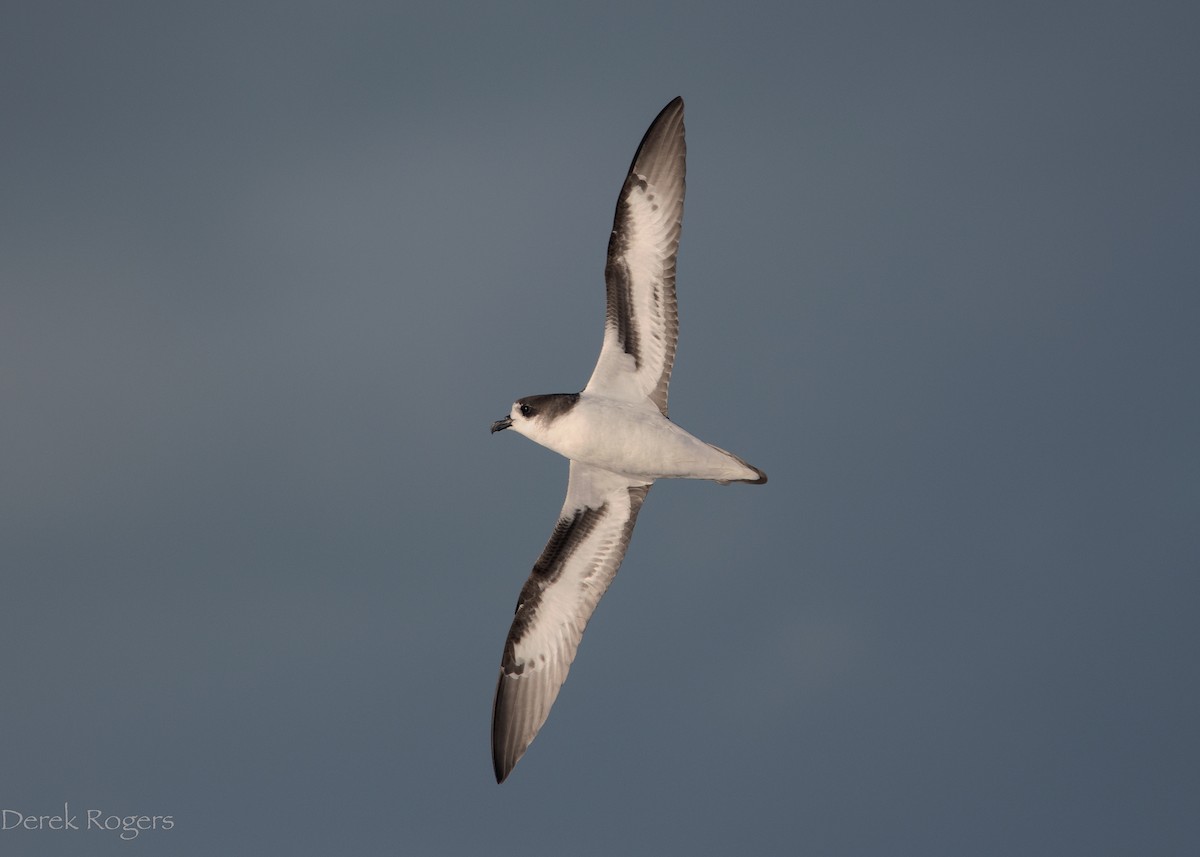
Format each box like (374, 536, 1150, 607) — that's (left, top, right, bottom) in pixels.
(707, 444, 768, 485)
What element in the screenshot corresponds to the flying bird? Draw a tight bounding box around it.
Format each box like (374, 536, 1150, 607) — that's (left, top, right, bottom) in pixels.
(489, 97, 766, 783)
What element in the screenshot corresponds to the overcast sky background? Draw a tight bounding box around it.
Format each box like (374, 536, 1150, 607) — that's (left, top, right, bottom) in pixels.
(3, 2, 1198, 855)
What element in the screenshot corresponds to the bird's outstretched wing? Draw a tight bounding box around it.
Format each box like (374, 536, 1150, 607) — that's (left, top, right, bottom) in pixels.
(491, 462, 651, 783)
(584, 96, 685, 417)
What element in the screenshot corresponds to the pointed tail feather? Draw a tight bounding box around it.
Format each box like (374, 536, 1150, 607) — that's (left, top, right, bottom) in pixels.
(707, 444, 768, 484)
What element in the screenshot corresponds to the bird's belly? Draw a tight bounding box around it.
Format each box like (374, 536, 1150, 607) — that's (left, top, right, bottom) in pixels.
(545, 404, 736, 481)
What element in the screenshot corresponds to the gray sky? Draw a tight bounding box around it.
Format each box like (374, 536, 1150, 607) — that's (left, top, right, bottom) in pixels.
(3, 2, 1198, 855)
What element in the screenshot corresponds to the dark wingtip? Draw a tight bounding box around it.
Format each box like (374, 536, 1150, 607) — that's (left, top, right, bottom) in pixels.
(492, 732, 517, 783)
(491, 673, 518, 784)
(492, 734, 511, 783)
(624, 96, 686, 177)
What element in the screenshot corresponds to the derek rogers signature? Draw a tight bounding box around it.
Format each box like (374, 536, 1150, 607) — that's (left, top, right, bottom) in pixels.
(2, 804, 173, 841)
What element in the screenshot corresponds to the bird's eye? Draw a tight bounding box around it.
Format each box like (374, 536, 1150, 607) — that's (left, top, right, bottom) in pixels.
(519, 404, 533, 418)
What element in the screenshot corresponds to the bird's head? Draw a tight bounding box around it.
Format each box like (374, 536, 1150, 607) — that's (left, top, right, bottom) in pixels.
(490, 393, 579, 440)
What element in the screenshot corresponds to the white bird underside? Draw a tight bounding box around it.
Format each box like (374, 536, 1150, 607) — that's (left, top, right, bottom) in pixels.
(490, 97, 766, 783)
